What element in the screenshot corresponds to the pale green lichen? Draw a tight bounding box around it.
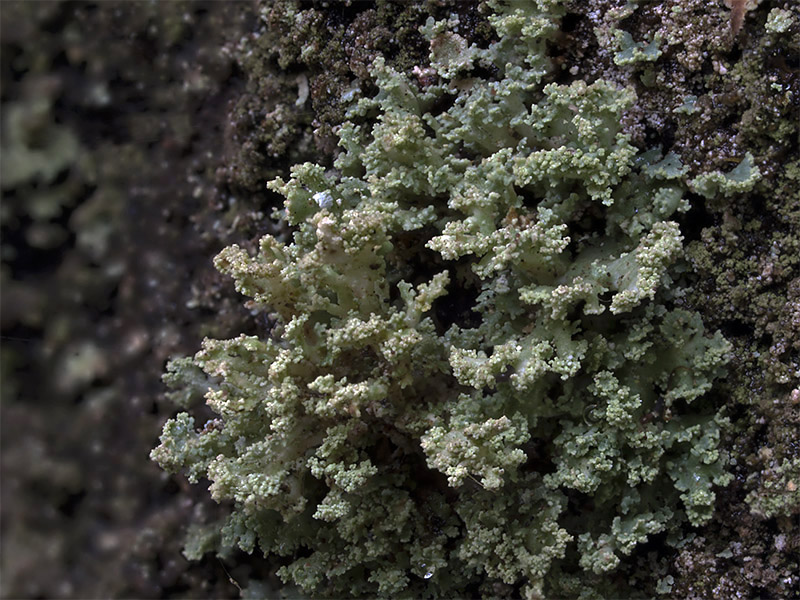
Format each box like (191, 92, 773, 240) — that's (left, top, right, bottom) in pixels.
(746, 456, 800, 519)
(690, 152, 762, 198)
(765, 7, 794, 34)
(153, 1, 734, 596)
(613, 31, 662, 66)
(673, 94, 699, 115)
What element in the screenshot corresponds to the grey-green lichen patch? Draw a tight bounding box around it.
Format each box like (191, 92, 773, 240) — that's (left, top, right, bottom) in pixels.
(153, 1, 736, 596)
(765, 8, 795, 33)
(673, 95, 699, 115)
(550, 14, 799, 594)
(613, 31, 662, 66)
(690, 152, 761, 199)
(746, 455, 800, 519)
(556, 0, 797, 191)
(224, 0, 492, 198)
(674, 30, 799, 595)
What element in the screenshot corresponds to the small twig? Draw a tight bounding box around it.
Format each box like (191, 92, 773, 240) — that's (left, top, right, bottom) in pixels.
(218, 559, 242, 594)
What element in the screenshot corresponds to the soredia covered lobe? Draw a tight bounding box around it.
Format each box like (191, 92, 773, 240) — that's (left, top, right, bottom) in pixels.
(152, 1, 734, 596)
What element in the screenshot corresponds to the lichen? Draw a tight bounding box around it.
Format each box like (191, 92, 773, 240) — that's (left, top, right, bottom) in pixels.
(152, 1, 739, 596)
(765, 7, 795, 33)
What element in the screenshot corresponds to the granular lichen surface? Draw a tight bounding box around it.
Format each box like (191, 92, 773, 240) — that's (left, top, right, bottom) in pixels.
(2, 0, 797, 599)
(152, 1, 798, 597)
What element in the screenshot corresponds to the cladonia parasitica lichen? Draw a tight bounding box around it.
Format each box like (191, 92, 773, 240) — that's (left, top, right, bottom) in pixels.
(152, 1, 744, 597)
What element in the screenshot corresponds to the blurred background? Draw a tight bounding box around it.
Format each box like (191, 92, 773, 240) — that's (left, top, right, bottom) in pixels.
(0, 2, 266, 596)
